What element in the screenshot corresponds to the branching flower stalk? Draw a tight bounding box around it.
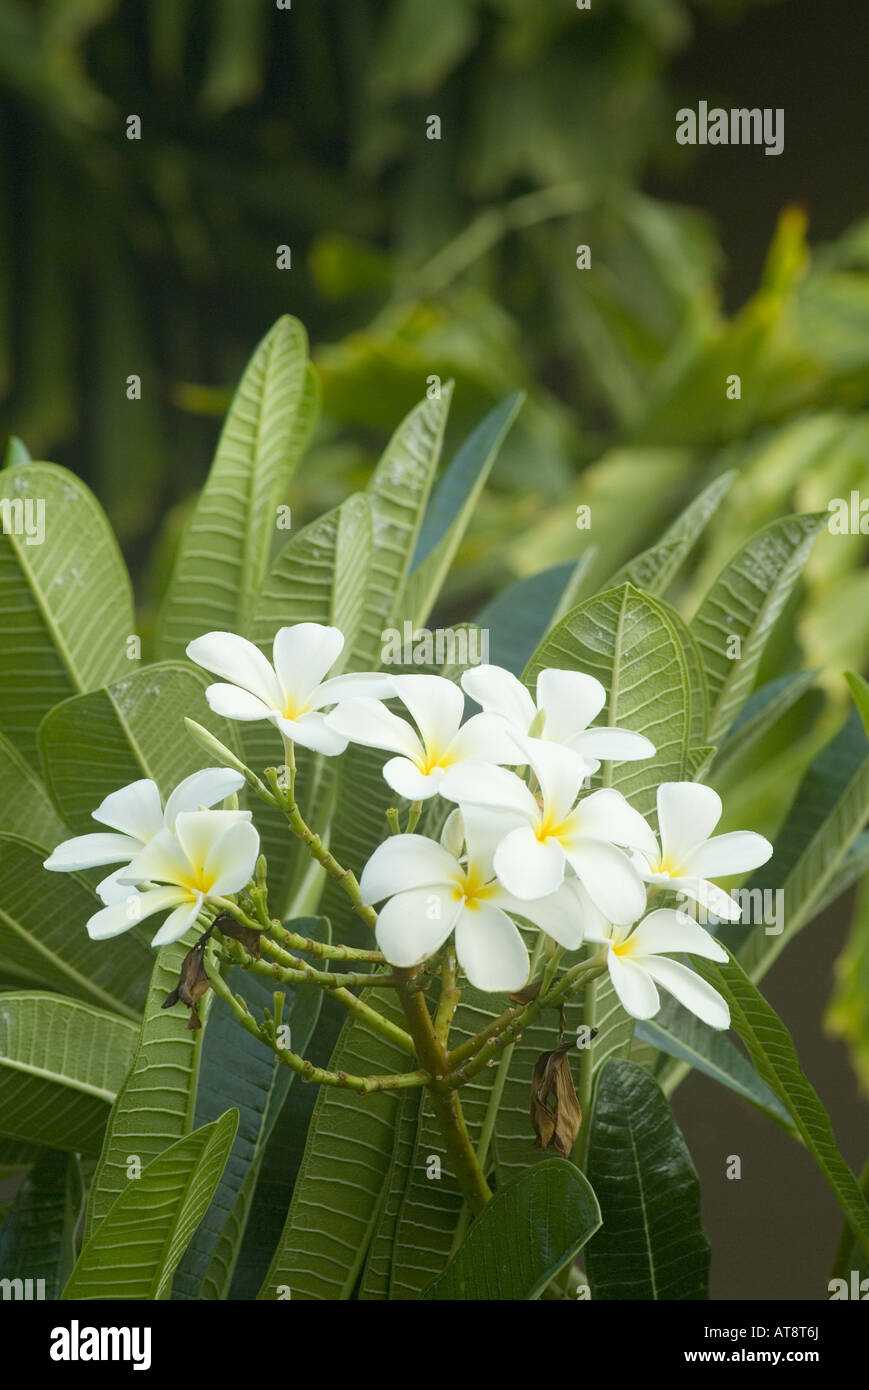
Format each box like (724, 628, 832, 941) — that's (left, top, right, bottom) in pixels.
(51, 624, 772, 1226)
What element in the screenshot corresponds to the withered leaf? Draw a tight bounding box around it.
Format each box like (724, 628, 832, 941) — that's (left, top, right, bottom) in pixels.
(163, 941, 212, 1030)
(213, 911, 262, 957)
(530, 1043, 582, 1156)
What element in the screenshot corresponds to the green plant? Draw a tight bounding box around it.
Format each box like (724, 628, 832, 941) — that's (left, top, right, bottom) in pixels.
(1, 317, 867, 1301)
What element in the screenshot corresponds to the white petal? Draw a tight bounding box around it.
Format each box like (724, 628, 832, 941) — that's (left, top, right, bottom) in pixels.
(440, 808, 465, 857)
(446, 712, 524, 765)
(536, 669, 606, 741)
(186, 631, 283, 708)
(44, 833, 140, 873)
(623, 908, 728, 962)
(390, 674, 465, 754)
(497, 879, 586, 951)
(439, 762, 538, 821)
(93, 779, 163, 840)
(455, 904, 529, 992)
(461, 664, 535, 731)
(572, 727, 655, 762)
(509, 733, 587, 823)
(657, 782, 722, 868)
(606, 952, 661, 1019)
(686, 830, 773, 880)
(206, 820, 260, 896)
(667, 876, 742, 922)
(313, 671, 395, 707)
(563, 839, 646, 925)
(493, 825, 565, 899)
(96, 866, 136, 906)
(275, 711, 348, 756)
(461, 804, 525, 882)
(569, 788, 658, 856)
(374, 887, 460, 966)
(173, 811, 235, 875)
(122, 826, 192, 888)
(383, 757, 444, 801)
(640, 956, 730, 1030)
(150, 898, 204, 947)
(326, 698, 423, 759)
(163, 768, 246, 828)
(205, 682, 274, 722)
(272, 623, 344, 704)
(360, 836, 459, 905)
(87, 885, 187, 940)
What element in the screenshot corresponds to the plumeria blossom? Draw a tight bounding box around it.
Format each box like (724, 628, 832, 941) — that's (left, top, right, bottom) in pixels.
(186, 622, 393, 756)
(633, 782, 773, 921)
(86, 810, 260, 946)
(326, 673, 518, 800)
(441, 734, 655, 924)
(584, 906, 731, 1029)
(461, 663, 655, 769)
(360, 806, 592, 992)
(43, 768, 246, 905)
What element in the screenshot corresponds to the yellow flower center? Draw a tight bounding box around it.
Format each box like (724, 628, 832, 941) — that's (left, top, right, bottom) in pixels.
(534, 808, 571, 845)
(415, 741, 454, 775)
(450, 862, 499, 912)
(282, 695, 312, 721)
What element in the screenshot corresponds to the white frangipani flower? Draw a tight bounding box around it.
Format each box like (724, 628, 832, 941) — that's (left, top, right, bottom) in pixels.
(325, 673, 517, 800)
(86, 810, 260, 946)
(186, 623, 392, 756)
(440, 735, 655, 923)
(461, 663, 655, 767)
(584, 907, 731, 1029)
(360, 807, 591, 992)
(633, 782, 773, 921)
(43, 768, 246, 905)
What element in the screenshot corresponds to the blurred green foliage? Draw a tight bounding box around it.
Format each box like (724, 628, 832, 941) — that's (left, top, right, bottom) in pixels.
(3, 0, 869, 1090)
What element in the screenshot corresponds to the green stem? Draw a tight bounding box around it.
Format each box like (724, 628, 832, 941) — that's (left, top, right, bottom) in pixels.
(396, 969, 492, 1214)
(207, 957, 425, 1094)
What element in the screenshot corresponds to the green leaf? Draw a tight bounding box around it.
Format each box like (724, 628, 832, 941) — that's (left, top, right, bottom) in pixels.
(386, 982, 504, 1298)
(39, 662, 241, 834)
(3, 435, 31, 468)
(348, 386, 453, 670)
(156, 316, 317, 659)
(637, 997, 794, 1129)
(85, 943, 211, 1233)
(690, 513, 824, 742)
(525, 583, 700, 820)
(358, 1089, 422, 1300)
(251, 493, 372, 653)
(404, 392, 524, 626)
(257, 981, 411, 1300)
(711, 668, 818, 778)
(0, 835, 152, 1015)
(420, 1158, 601, 1300)
(173, 929, 326, 1300)
(0, 727, 64, 848)
(0, 993, 138, 1155)
(0, 1149, 83, 1297)
(730, 710, 869, 982)
(692, 951, 869, 1261)
(586, 1059, 710, 1300)
(0, 463, 134, 761)
(246, 495, 373, 912)
(474, 559, 593, 677)
(828, 874, 869, 1095)
(63, 1109, 238, 1300)
(607, 470, 736, 596)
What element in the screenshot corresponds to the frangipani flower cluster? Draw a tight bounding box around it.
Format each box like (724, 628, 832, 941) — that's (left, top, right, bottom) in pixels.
(45, 768, 259, 946)
(45, 621, 774, 1034)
